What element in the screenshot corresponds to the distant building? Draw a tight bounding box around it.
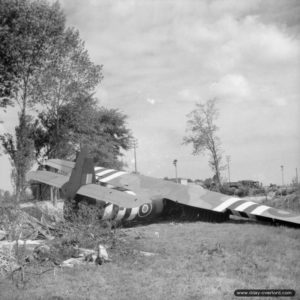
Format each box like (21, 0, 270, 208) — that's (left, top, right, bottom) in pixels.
(180, 179, 188, 185)
(164, 177, 190, 185)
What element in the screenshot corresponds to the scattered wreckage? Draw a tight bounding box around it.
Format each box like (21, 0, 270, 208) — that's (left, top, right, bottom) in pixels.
(0, 202, 111, 280)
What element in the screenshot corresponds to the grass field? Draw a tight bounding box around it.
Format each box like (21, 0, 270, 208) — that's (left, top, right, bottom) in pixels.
(1, 219, 299, 300)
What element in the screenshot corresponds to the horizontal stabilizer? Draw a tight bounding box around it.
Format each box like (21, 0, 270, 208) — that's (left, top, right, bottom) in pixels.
(26, 170, 69, 188)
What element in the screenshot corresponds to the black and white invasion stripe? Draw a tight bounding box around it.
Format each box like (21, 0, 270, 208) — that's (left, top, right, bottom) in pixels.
(94, 167, 126, 183)
(213, 198, 270, 220)
(94, 167, 140, 221)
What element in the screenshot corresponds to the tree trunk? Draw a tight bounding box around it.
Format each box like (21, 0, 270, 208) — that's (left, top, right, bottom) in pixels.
(211, 140, 221, 189)
(55, 105, 60, 158)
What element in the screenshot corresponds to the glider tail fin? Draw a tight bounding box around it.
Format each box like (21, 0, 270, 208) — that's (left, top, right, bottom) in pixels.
(62, 147, 95, 200)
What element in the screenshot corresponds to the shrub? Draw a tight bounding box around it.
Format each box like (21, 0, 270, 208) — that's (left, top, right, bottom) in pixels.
(251, 188, 266, 196)
(235, 187, 249, 197)
(220, 185, 236, 196)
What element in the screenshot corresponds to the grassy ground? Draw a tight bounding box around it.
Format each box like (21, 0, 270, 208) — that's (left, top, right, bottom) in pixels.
(0, 220, 299, 300)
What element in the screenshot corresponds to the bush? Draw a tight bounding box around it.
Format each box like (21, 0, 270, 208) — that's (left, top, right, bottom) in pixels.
(63, 196, 107, 224)
(220, 185, 236, 196)
(235, 187, 249, 197)
(60, 197, 119, 249)
(251, 188, 266, 196)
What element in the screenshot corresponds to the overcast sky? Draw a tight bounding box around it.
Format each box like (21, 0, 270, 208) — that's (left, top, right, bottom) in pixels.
(1, 0, 299, 190)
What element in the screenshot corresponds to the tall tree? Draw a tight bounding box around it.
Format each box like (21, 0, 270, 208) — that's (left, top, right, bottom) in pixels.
(0, 0, 65, 113)
(0, 0, 66, 200)
(30, 99, 133, 169)
(31, 28, 102, 157)
(183, 98, 223, 188)
(30, 94, 97, 162)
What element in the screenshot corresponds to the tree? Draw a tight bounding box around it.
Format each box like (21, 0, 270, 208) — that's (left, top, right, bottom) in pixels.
(0, 0, 65, 112)
(0, 0, 66, 200)
(31, 27, 103, 157)
(0, 1, 19, 109)
(86, 107, 133, 169)
(30, 99, 133, 169)
(183, 98, 223, 188)
(30, 94, 97, 162)
(0, 114, 35, 200)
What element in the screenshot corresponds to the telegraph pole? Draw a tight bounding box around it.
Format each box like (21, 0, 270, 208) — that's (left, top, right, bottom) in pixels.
(226, 155, 231, 184)
(280, 165, 284, 186)
(173, 159, 178, 183)
(133, 138, 138, 173)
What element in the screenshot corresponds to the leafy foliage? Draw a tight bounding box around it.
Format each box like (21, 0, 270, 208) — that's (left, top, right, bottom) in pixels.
(32, 28, 102, 106)
(86, 107, 133, 169)
(0, 0, 67, 199)
(29, 95, 96, 162)
(0, 0, 113, 198)
(0, 190, 15, 203)
(0, 0, 65, 111)
(183, 98, 223, 187)
(31, 27, 103, 157)
(30, 97, 133, 169)
(1, 114, 35, 200)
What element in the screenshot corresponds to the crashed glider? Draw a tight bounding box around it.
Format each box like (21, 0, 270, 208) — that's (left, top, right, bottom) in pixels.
(27, 148, 300, 228)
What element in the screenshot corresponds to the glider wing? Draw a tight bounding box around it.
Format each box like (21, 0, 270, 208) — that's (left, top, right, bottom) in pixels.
(76, 183, 150, 208)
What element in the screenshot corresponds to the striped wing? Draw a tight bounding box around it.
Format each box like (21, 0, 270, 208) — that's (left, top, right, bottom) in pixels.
(40, 160, 300, 227)
(213, 197, 300, 226)
(94, 167, 300, 227)
(94, 167, 231, 210)
(94, 167, 126, 182)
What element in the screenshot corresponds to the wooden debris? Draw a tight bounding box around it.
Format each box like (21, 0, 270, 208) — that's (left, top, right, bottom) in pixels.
(139, 251, 157, 257)
(98, 244, 109, 261)
(60, 257, 85, 268)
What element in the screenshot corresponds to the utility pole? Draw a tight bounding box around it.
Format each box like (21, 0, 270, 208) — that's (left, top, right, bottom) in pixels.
(280, 165, 284, 186)
(173, 159, 178, 183)
(133, 138, 138, 173)
(296, 168, 298, 185)
(226, 155, 231, 184)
